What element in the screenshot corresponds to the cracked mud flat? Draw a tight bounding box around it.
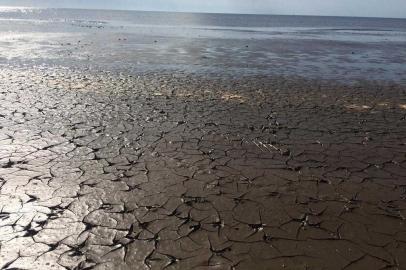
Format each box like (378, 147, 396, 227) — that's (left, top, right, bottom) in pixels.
(0, 67, 406, 270)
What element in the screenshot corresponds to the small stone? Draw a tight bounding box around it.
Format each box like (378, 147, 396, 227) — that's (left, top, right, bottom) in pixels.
(281, 149, 290, 156)
(177, 120, 186, 125)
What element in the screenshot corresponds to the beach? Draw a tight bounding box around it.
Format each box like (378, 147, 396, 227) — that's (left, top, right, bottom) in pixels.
(1, 8, 406, 270)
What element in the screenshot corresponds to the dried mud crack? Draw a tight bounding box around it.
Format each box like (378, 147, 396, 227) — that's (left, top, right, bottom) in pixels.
(0, 67, 405, 270)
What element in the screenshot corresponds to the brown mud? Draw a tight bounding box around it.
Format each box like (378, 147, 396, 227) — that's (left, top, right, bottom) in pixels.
(0, 68, 405, 270)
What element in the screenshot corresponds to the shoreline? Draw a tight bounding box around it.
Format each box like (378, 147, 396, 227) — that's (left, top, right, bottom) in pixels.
(2, 63, 406, 87)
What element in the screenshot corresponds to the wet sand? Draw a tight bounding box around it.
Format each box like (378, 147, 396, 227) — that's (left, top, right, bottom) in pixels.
(0, 67, 405, 269)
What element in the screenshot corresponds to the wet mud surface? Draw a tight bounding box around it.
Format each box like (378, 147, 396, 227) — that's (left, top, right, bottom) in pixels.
(0, 68, 406, 269)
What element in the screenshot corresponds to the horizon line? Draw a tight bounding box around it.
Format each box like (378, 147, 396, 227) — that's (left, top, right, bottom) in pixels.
(1, 5, 406, 20)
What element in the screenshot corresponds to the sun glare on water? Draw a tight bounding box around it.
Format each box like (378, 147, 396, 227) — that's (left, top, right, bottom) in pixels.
(0, 6, 39, 13)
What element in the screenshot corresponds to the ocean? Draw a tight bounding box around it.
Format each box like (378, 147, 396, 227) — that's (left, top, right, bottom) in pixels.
(1, 7, 406, 82)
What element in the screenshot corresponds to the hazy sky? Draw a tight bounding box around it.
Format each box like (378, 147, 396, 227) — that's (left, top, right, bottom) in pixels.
(1, 0, 406, 18)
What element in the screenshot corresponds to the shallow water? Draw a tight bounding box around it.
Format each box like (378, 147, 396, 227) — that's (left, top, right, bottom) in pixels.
(0, 8, 405, 82)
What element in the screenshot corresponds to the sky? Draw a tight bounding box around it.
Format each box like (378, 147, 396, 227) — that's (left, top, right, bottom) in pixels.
(0, 0, 406, 18)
